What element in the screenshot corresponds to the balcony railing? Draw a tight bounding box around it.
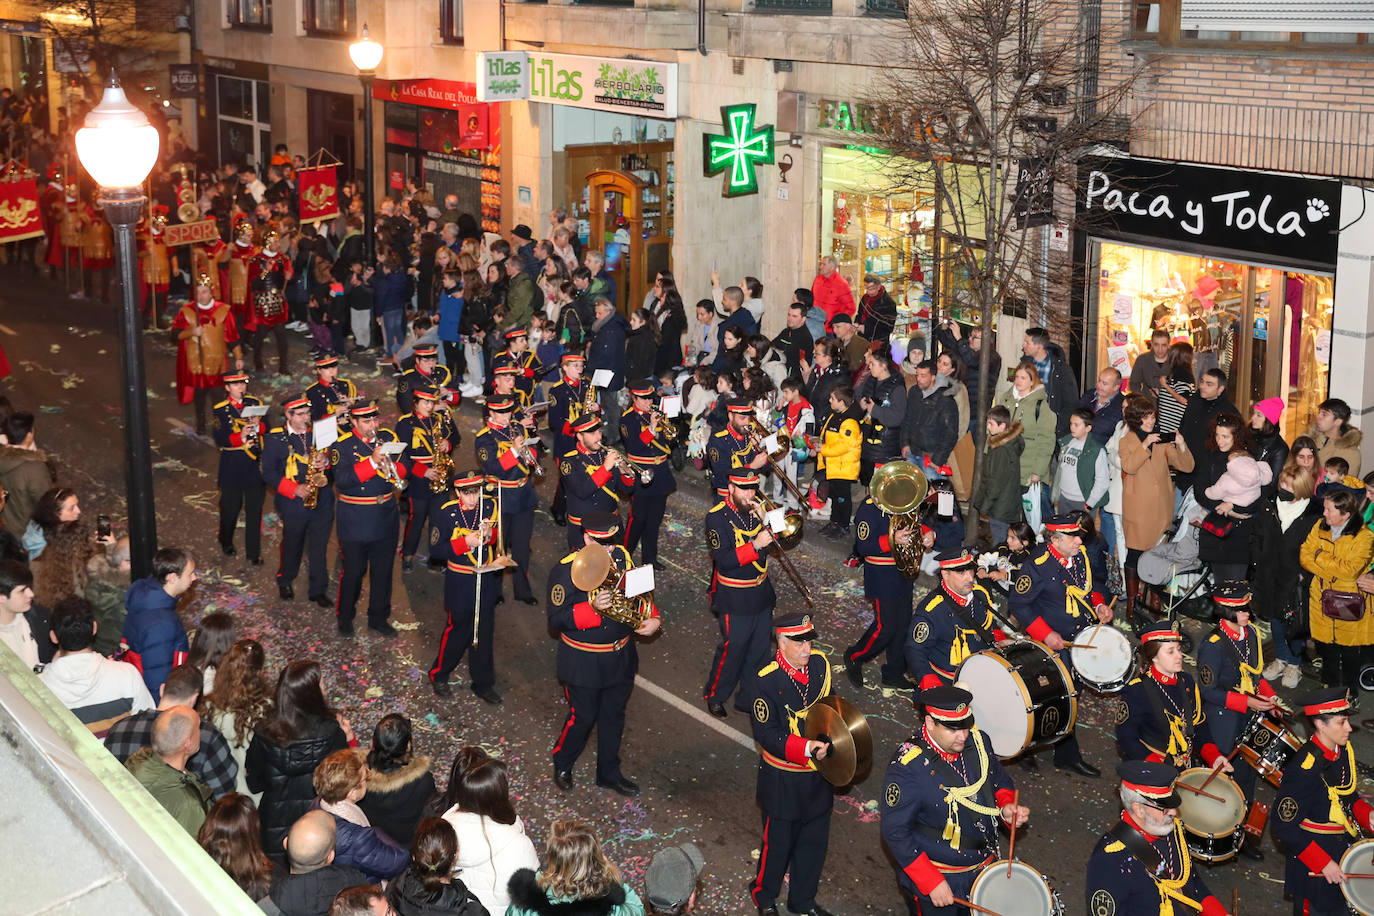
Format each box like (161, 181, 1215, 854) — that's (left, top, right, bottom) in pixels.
(751, 0, 833, 13)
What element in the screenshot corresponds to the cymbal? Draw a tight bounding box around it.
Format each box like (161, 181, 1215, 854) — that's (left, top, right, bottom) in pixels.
(804, 695, 873, 787)
(570, 544, 611, 591)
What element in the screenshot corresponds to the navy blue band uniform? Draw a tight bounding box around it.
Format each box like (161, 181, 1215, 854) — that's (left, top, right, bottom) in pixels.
(559, 443, 636, 550)
(905, 582, 1006, 691)
(847, 496, 918, 685)
(546, 543, 658, 785)
(1274, 690, 1374, 916)
(879, 726, 1016, 909)
(547, 368, 591, 525)
(620, 404, 675, 565)
(396, 363, 454, 414)
(747, 641, 836, 914)
(1116, 666, 1221, 769)
(1196, 620, 1278, 803)
(1085, 801, 1225, 915)
(427, 491, 501, 691)
(708, 426, 761, 497)
(493, 347, 541, 400)
(330, 426, 404, 630)
(474, 419, 538, 602)
(702, 495, 776, 712)
(306, 377, 357, 429)
(260, 423, 333, 599)
(395, 407, 459, 564)
(213, 394, 266, 561)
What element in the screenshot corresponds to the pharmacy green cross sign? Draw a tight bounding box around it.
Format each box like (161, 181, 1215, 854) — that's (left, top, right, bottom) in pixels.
(703, 103, 775, 198)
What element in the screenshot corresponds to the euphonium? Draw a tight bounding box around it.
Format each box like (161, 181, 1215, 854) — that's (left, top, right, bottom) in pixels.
(869, 462, 929, 579)
(302, 447, 329, 510)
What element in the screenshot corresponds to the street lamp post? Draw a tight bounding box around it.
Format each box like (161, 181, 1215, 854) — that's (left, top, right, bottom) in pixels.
(75, 75, 160, 579)
(349, 25, 383, 264)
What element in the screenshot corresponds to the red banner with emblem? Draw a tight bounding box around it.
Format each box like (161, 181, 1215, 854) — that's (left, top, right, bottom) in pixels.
(0, 175, 43, 243)
(298, 164, 340, 225)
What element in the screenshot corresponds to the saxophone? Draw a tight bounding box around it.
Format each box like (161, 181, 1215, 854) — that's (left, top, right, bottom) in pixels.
(429, 417, 455, 494)
(582, 377, 599, 417)
(302, 446, 329, 509)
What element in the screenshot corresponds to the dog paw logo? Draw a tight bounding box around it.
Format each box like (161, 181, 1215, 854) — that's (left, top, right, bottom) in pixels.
(753, 698, 770, 723)
(885, 782, 901, 807)
(1307, 198, 1330, 223)
(1090, 890, 1116, 916)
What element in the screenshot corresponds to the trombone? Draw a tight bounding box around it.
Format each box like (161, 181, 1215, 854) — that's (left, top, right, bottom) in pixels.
(750, 492, 814, 608)
(748, 417, 807, 508)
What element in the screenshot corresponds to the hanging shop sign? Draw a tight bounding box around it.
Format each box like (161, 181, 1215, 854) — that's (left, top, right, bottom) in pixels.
(1013, 157, 1054, 230)
(703, 104, 775, 198)
(169, 64, 199, 98)
(474, 52, 677, 118)
(1077, 156, 1342, 272)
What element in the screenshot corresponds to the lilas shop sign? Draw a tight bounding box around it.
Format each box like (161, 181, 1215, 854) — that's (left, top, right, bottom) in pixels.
(1077, 156, 1341, 272)
(476, 51, 677, 118)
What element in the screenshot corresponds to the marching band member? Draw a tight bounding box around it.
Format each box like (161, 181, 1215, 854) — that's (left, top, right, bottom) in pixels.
(306, 354, 357, 433)
(1116, 623, 1229, 777)
(1195, 581, 1281, 860)
(171, 273, 243, 434)
(261, 396, 333, 606)
(397, 344, 458, 415)
(245, 226, 293, 375)
(1007, 513, 1110, 777)
(225, 217, 258, 333)
(846, 494, 932, 689)
(559, 414, 635, 551)
(620, 379, 675, 569)
(703, 471, 776, 720)
(428, 470, 503, 705)
(395, 389, 458, 571)
(904, 548, 1007, 691)
(547, 510, 660, 796)
(492, 326, 542, 402)
(1274, 688, 1374, 916)
(748, 613, 841, 916)
(490, 364, 530, 411)
(212, 371, 266, 565)
(880, 685, 1027, 916)
(330, 401, 405, 638)
(1085, 762, 1228, 916)
(546, 352, 591, 526)
(474, 394, 539, 605)
(708, 398, 768, 499)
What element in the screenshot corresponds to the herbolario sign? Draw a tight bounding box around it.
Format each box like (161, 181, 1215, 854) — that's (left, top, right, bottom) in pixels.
(476, 51, 677, 119)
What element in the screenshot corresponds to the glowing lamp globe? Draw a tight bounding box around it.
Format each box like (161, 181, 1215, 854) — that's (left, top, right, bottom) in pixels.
(349, 25, 384, 73)
(75, 77, 159, 190)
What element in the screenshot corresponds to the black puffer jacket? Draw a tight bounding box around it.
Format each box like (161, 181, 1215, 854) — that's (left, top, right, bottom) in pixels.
(506, 869, 629, 916)
(1252, 427, 1290, 503)
(245, 718, 349, 861)
(358, 755, 438, 845)
(388, 870, 490, 916)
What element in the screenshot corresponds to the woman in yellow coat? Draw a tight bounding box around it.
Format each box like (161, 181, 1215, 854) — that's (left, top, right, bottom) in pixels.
(1300, 486, 1374, 699)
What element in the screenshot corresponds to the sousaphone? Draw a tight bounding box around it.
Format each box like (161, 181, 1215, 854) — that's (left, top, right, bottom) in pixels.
(804, 695, 873, 787)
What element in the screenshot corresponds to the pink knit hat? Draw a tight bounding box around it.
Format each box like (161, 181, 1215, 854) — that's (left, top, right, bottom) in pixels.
(1253, 397, 1284, 426)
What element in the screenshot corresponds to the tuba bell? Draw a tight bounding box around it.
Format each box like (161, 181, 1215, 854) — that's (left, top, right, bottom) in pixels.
(870, 461, 928, 579)
(570, 543, 653, 628)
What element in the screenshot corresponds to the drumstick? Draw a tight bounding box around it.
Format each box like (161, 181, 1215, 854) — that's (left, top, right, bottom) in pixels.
(952, 899, 1004, 916)
(1175, 781, 1226, 803)
(1007, 789, 1019, 877)
(1198, 746, 1244, 792)
(1086, 597, 1118, 647)
(1232, 888, 1238, 916)
(1310, 872, 1374, 878)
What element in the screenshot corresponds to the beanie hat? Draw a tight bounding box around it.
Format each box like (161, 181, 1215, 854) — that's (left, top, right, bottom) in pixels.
(1253, 397, 1284, 427)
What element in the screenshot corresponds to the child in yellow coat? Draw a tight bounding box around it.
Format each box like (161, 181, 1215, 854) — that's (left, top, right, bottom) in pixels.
(818, 384, 863, 536)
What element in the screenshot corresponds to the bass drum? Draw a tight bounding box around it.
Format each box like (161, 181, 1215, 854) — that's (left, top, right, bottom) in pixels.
(1340, 840, 1374, 916)
(957, 639, 1077, 759)
(969, 861, 1064, 916)
(1176, 767, 1246, 864)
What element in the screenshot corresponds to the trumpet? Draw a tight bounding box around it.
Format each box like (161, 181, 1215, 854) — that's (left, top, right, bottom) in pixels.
(302, 446, 330, 510)
(651, 408, 680, 445)
(608, 448, 652, 486)
(749, 492, 814, 607)
(375, 449, 405, 491)
(505, 427, 544, 480)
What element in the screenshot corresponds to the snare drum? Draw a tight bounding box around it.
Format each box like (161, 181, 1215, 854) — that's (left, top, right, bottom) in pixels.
(1069, 624, 1135, 693)
(957, 639, 1077, 759)
(1237, 714, 1303, 787)
(970, 860, 1064, 916)
(1175, 767, 1246, 863)
(1339, 839, 1374, 915)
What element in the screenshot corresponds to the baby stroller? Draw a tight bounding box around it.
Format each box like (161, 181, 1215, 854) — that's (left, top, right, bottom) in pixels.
(1134, 494, 1215, 652)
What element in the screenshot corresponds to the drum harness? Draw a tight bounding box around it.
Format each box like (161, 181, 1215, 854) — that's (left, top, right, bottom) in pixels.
(1142, 675, 1198, 766)
(1107, 818, 1203, 915)
(943, 588, 1005, 669)
(907, 727, 1003, 854)
(1219, 624, 1262, 695)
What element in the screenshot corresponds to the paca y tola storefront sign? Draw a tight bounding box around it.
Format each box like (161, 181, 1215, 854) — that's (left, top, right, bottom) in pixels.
(474, 52, 677, 118)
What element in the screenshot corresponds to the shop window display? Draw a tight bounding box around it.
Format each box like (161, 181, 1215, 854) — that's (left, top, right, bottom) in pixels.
(1092, 241, 1332, 438)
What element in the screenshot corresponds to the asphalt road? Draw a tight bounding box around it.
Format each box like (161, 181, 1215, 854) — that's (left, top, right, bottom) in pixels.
(0, 267, 1362, 914)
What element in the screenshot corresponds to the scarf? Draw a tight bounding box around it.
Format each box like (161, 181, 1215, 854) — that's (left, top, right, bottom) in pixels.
(321, 798, 369, 827)
(1276, 496, 1308, 530)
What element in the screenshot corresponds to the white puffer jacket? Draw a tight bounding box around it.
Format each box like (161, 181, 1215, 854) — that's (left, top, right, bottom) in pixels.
(440, 807, 541, 915)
